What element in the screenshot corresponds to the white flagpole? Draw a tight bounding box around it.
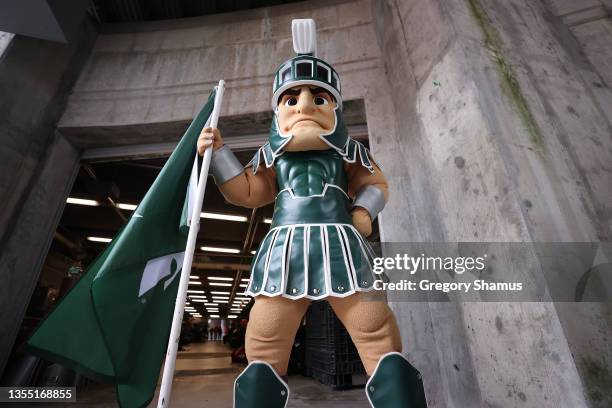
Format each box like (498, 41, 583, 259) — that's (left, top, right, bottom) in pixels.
(157, 80, 225, 408)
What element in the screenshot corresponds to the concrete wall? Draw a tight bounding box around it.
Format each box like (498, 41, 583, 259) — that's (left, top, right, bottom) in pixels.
(3, 0, 610, 405)
(372, 0, 612, 406)
(0, 21, 96, 375)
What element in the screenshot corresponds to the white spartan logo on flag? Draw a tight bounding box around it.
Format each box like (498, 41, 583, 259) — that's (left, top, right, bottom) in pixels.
(138, 252, 186, 300)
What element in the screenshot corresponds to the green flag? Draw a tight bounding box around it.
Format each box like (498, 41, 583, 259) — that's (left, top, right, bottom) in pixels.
(25, 88, 217, 408)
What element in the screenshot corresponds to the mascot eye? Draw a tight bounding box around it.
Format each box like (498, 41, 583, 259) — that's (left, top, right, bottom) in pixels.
(284, 97, 298, 107)
(314, 96, 329, 106)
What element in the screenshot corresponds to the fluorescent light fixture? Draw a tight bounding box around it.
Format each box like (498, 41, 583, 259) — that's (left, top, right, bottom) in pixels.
(189, 281, 202, 285)
(209, 282, 232, 287)
(188, 295, 207, 299)
(187, 290, 204, 294)
(189, 275, 200, 280)
(241, 278, 250, 282)
(208, 277, 234, 281)
(228, 315, 238, 319)
(213, 300, 229, 303)
(210, 291, 230, 295)
(87, 236, 112, 243)
(250, 250, 256, 255)
(263, 218, 272, 224)
(190, 299, 207, 303)
(204, 303, 218, 306)
(67, 197, 99, 206)
(201, 212, 248, 222)
(235, 297, 251, 300)
(230, 308, 242, 312)
(117, 203, 137, 210)
(210, 315, 220, 318)
(201, 246, 240, 254)
(239, 283, 248, 287)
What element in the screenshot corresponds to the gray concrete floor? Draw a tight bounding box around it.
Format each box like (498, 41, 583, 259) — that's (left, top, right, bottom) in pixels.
(29, 341, 370, 407)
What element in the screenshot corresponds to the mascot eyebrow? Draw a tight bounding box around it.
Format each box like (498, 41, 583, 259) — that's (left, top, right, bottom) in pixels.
(279, 86, 334, 100)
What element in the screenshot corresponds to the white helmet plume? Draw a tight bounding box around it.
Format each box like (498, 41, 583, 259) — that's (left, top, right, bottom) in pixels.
(292, 19, 317, 57)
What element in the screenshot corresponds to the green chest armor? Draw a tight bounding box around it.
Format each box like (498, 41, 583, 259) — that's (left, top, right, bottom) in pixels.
(271, 150, 352, 228)
(246, 139, 378, 300)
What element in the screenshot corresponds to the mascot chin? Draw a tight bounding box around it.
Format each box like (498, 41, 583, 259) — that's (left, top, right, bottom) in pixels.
(197, 18, 427, 408)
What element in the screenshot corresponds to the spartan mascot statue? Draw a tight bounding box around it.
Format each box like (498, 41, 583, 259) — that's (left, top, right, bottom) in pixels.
(198, 19, 427, 408)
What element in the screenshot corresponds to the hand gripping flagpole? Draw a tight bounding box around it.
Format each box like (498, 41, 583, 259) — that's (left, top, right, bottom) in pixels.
(157, 80, 225, 408)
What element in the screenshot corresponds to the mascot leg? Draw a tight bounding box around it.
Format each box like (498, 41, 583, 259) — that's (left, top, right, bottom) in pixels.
(235, 296, 310, 407)
(328, 294, 427, 407)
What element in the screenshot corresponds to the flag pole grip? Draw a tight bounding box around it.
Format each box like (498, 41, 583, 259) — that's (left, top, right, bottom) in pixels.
(157, 80, 225, 408)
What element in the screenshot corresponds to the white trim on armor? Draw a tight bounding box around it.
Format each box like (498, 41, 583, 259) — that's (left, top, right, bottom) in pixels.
(276, 183, 350, 200)
(248, 223, 378, 300)
(333, 225, 357, 297)
(261, 228, 280, 295)
(337, 225, 362, 293)
(233, 360, 290, 408)
(341, 139, 358, 164)
(282, 226, 295, 297)
(364, 352, 410, 408)
(322, 226, 332, 298)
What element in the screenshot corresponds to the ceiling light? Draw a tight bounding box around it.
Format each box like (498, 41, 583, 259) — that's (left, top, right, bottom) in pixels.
(250, 250, 256, 255)
(210, 282, 232, 287)
(187, 290, 204, 294)
(263, 218, 272, 224)
(190, 299, 207, 303)
(117, 203, 137, 210)
(189, 275, 200, 280)
(235, 297, 251, 300)
(67, 197, 99, 206)
(228, 315, 238, 319)
(241, 278, 250, 282)
(208, 277, 234, 281)
(230, 308, 242, 312)
(210, 291, 230, 295)
(201, 212, 248, 222)
(189, 281, 202, 285)
(239, 283, 247, 287)
(213, 299, 229, 303)
(210, 315, 220, 318)
(201, 246, 240, 254)
(188, 295, 207, 299)
(87, 236, 112, 243)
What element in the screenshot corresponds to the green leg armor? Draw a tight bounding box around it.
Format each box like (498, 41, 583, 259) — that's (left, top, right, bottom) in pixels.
(366, 352, 428, 408)
(233, 361, 289, 408)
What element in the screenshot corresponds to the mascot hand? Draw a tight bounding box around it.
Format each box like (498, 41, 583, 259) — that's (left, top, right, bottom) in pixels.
(352, 207, 372, 237)
(197, 127, 223, 156)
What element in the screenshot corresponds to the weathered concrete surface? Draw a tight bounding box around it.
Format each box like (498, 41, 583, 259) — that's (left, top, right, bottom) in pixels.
(0, 22, 96, 374)
(372, 0, 612, 406)
(5, 0, 611, 406)
(57, 0, 380, 146)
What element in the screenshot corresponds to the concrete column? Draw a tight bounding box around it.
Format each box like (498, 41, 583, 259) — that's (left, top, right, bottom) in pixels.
(370, 0, 612, 406)
(0, 22, 96, 375)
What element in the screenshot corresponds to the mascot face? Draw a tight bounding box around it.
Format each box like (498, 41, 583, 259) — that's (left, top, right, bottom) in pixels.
(276, 85, 337, 152)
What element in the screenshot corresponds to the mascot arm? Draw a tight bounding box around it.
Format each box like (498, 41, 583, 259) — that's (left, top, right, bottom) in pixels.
(218, 166, 278, 209)
(345, 161, 389, 237)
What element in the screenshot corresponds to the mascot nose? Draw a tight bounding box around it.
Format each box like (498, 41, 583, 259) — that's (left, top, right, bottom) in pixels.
(296, 93, 314, 114)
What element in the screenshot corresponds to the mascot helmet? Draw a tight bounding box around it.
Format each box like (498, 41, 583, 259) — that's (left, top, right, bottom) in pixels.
(271, 19, 342, 111)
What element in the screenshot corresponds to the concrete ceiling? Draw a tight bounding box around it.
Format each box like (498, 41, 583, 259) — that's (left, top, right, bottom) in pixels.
(90, 0, 305, 23)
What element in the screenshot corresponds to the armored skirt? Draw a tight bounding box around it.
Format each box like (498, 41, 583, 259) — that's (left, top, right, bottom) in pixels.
(245, 141, 379, 300)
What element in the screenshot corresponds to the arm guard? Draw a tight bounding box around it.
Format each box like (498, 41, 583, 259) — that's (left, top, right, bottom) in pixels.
(352, 185, 386, 219)
(210, 145, 244, 184)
